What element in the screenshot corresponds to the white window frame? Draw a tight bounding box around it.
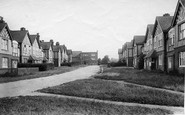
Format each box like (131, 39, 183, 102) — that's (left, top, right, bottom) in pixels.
(159, 55, 162, 66)
(2, 57, 8, 68)
(2, 39, 8, 50)
(179, 23, 185, 40)
(179, 52, 185, 67)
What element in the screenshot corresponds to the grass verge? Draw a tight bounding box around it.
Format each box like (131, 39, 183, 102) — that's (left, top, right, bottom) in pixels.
(0, 65, 85, 83)
(0, 96, 172, 115)
(39, 79, 184, 107)
(95, 67, 184, 92)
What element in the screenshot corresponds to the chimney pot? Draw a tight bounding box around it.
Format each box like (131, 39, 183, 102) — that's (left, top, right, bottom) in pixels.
(163, 13, 170, 17)
(20, 27, 26, 31)
(56, 42, 60, 46)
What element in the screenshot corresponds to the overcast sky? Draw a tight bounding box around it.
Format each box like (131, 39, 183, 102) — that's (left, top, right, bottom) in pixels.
(0, 0, 178, 58)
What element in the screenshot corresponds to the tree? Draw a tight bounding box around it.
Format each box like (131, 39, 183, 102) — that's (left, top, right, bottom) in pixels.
(101, 55, 110, 64)
(97, 58, 101, 65)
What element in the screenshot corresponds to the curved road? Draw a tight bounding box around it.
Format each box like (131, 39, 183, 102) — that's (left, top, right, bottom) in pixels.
(0, 65, 100, 98)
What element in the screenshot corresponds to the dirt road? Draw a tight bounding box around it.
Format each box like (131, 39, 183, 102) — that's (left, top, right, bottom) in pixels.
(0, 65, 100, 98)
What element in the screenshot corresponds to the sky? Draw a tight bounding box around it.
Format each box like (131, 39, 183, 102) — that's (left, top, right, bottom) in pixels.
(0, 0, 178, 59)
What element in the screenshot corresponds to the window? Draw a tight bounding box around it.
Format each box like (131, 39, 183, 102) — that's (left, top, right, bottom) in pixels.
(179, 23, 185, 40)
(2, 39, 8, 50)
(159, 38, 162, 47)
(23, 58, 28, 63)
(168, 57, 172, 69)
(179, 52, 185, 67)
(2, 57, 8, 68)
(12, 60, 18, 68)
(91, 54, 96, 56)
(159, 55, 162, 66)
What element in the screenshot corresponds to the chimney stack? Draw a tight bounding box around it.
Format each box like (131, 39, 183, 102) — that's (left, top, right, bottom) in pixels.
(163, 13, 170, 17)
(56, 42, 60, 46)
(50, 39, 54, 47)
(0, 16, 4, 23)
(20, 27, 26, 31)
(37, 33, 40, 42)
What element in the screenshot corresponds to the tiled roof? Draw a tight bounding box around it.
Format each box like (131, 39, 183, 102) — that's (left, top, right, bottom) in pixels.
(10, 30, 28, 43)
(133, 35, 145, 45)
(72, 51, 82, 57)
(30, 35, 37, 44)
(118, 49, 122, 54)
(53, 45, 60, 52)
(0, 23, 6, 32)
(127, 40, 134, 48)
(67, 50, 72, 55)
(156, 16, 173, 32)
(40, 42, 52, 50)
(145, 24, 154, 42)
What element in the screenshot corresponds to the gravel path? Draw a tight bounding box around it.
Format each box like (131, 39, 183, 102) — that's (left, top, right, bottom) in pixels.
(0, 65, 100, 98)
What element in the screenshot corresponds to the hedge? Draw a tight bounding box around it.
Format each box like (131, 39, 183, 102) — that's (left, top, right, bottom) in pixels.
(18, 63, 54, 71)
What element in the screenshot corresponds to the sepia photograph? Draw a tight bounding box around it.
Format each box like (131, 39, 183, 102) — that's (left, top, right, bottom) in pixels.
(0, 0, 184, 114)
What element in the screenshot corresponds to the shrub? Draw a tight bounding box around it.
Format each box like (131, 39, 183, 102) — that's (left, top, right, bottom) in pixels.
(108, 60, 126, 67)
(18, 63, 54, 71)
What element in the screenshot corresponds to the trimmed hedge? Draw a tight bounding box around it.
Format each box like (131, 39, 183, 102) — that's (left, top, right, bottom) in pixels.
(108, 60, 126, 67)
(18, 63, 54, 71)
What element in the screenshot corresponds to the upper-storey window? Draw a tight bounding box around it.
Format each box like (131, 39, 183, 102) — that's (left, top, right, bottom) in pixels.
(2, 39, 8, 50)
(179, 23, 185, 40)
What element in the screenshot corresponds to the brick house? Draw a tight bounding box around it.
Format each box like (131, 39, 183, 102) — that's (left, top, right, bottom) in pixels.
(0, 17, 19, 71)
(170, 0, 185, 75)
(29, 33, 43, 63)
(67, 49, 72, 63)
(11, 27, 32, 64)
(81, 52, 98, 65)
(53, 42, 61, 67)
(126, 40, 134, 67)
(72, 51, 82, 65)
(143, 24, 156, 70)
(40, 40, 54, 63)
(152, 14, 173, 72)
(133, 35, 145, 68)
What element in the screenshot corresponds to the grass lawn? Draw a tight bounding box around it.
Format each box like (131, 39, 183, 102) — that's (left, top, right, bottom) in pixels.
(94, 67, 184, 92)
(0, 96, 172, 115)
(39, 79, 184, 107)
(0, 65, 85, 83)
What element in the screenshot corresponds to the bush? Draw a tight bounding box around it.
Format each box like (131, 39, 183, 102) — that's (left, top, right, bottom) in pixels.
(61, 63, 72, 67)
(18, 63, 54, 71)
(108, 60, 126, 67)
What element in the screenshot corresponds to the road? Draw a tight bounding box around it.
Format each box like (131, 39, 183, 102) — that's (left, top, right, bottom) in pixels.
(0, 65, 100, 98)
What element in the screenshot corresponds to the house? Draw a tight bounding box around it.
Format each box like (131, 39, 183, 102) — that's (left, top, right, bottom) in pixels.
(118, 48, 123, 61)
(29, 33, 43, 63)
(152, 14, 173, 72)
(61, 45, 68, 63)
(67, 49, 72, 63)
(122, 43, 128, 61)
(11, 27, 32, 64)
(169, 0, 185, 75)
(125, 40, 134, 67)
(72, 51, 82, 65)
(0, 17, 19, 71)
(40, 40, 54, 63)
(53, 42, 61, 67)
(133, 35, 145, 69)
(81, 51, 98, 65)
(143, 24, 156, 70)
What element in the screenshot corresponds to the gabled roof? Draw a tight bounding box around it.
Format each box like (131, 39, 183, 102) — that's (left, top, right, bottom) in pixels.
(145, 24, 154, 42)
(30, 34, 41, 48)
(127, 40, 134, 48)
(40, 42, 52, 50)
(72, 51, 82, 57)
(10, 30, 32, 44)
(67, 49, 72, 55)
(172, 0, 185, 26)
(133, 35, 145, 45)
(156, 16, 173, 32)
(118, 49, 122, 54)
(53, 45, 61, 52)
(0, 22, 13, 41)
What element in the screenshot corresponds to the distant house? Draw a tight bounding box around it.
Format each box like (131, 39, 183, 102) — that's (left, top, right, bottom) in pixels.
(0, 17, 19, 70)
(11, 27, 32, 64)
(72, 51, 82, 65)
(53, 42, 61, 67)
(125, 40, 134, 67)
(152, 14, 173, 72)
(169, 0, 185, 74)
(29, 33, 43, 63)
(133, 35, 145, 69)
(40, 40, 54, 63)
(118, 48, 123, 61)
(81, 52, 98, 65)
(61, 45, 68, 63)
(143, 24, 156, 70)
(67, 49, 72, 63)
